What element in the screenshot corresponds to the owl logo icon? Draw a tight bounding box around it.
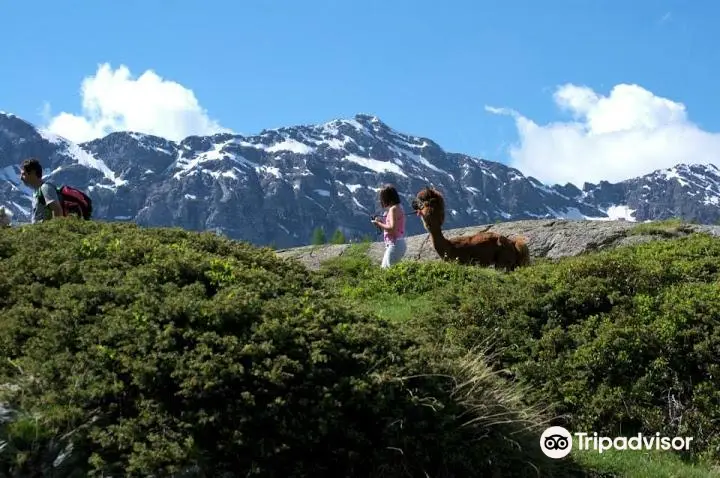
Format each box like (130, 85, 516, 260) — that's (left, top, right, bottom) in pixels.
(540, 426, 573, 458)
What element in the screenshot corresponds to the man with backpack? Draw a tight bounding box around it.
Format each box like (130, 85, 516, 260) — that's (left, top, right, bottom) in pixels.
(19, 157, 93, 223)
(20, 158, 64, 223)
(0, 207, 10, 227)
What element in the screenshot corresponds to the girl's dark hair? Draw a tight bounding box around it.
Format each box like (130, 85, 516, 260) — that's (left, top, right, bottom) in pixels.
(379, 184, 401, 208)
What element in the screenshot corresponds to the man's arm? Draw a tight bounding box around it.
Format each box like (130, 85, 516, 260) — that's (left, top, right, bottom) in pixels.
(40, 184, 64, 219)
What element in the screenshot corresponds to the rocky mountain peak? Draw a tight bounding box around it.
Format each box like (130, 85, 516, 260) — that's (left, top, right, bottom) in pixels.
(1, 111, 719, 246)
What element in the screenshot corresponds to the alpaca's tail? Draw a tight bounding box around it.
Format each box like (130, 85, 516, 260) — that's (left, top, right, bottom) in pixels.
(512, 236, 530, 267)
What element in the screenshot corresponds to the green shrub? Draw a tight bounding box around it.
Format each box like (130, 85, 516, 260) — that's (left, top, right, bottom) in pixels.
(320, 256, 503, 300)
(435, 233, 720, 463)
(316, 242, 374, 283)
(628, 218, 694, 237)
(0, 220, 585, 477)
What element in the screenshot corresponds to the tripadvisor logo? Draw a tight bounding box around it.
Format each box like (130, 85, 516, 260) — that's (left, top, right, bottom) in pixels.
(540, 426, 694, 459)
(540, 426, 573, 459)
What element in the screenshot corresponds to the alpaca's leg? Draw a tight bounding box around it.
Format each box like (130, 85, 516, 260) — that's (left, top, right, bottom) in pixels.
(493, 245, 515, 272)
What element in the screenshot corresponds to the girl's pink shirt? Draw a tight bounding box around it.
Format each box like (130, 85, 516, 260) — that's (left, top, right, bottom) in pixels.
(382, 205, 405, 244)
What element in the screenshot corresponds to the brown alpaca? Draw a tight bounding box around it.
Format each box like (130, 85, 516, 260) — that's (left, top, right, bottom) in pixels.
(411, 187, 530, 271)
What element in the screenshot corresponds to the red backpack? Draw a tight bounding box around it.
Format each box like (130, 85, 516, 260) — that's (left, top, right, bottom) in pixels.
(37, 183, 93, 220)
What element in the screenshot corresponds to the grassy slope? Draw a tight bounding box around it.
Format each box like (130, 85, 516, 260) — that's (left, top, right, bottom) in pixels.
(316, 234, 720, 478)
(0, 220, 603, 477)
(575, 448, 720, 478)
(2, 219, 720, 476)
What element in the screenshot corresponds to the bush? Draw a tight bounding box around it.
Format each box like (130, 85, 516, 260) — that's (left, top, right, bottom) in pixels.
(0, 220, 585, 477)
(435, 233, 720, 463)
(627, 218, 694, 237)
(319, 256, 503, 299)
(316, 242, 374, 284)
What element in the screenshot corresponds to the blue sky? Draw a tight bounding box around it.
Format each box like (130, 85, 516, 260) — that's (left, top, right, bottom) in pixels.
(3, 0, 720, 186)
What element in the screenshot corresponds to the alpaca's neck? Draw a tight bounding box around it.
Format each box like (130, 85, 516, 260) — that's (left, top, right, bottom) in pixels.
(426, 223, 454, 259)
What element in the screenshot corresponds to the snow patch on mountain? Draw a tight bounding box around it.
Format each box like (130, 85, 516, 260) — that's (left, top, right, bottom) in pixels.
(388, 143, 446, 175)
(257, 165, 282, 178)
(264, 138, 315, 155)
(38, 129, 65, 145)
(173, 139, 262, 180)
(66, 142, 128, 187)
(584, 205, 637, 222)
(345, 154, 407, 177)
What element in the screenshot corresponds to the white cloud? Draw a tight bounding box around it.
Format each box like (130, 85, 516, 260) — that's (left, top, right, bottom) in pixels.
(45, 63, 230, 143)
(486, 83, 720, 186)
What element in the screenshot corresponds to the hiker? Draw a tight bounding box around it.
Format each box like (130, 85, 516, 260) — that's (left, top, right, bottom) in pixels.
(371, 184, 407, 268)
(20, 158, 64, 223)
(19, 158, 93, 224)
(0, 207, 10, 227)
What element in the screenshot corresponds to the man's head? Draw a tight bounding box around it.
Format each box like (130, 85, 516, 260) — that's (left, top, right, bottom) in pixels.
(20, 158, 43, 188)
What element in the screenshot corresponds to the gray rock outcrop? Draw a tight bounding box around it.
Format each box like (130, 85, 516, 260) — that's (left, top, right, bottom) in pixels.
(275, 218, 720, 270)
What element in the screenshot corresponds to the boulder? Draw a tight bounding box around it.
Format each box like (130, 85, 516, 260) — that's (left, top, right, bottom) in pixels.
(275, 219, 720, 270)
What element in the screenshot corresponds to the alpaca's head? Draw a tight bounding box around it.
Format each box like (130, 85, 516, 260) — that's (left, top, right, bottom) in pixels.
(412, 187, 445, 230)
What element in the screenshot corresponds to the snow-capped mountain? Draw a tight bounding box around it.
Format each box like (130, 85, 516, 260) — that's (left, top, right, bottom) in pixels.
(559, 163, 720, 224)
(1, 111, 718, 247)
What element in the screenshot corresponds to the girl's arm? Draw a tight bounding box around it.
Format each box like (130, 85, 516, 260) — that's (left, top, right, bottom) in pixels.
(373, 206, 396, 232)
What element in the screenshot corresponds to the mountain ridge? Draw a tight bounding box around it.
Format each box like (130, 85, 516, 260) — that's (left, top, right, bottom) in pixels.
(1, 111, 719, 248)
